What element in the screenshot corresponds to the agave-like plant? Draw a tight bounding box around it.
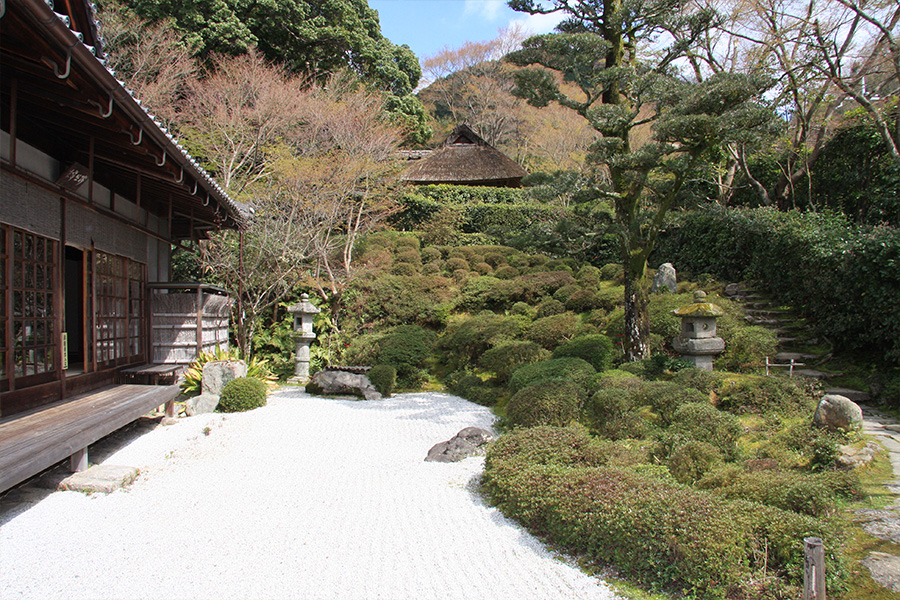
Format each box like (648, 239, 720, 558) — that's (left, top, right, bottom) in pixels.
(180, 347, 277, 395)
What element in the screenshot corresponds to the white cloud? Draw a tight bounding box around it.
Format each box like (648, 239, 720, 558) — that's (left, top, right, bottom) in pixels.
(464, 0, 506, 21)
(509, 11, 563, 36)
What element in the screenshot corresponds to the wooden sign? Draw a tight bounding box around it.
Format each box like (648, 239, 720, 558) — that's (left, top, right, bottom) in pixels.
(56, 163, 89, 191)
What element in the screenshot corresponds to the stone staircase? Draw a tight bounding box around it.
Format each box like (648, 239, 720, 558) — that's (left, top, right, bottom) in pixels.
(722, 282, 871, 401)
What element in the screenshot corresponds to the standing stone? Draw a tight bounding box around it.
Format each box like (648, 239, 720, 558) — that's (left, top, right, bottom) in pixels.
(651, 263, 677, 294)
(201, 360, 247, 396)
(814, 394, 864, 431)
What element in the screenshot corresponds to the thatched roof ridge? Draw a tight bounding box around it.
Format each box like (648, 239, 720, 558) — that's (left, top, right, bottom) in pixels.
(403, 124, 527, 187)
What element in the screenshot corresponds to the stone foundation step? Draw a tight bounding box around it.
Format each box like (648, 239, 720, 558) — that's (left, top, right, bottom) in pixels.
(794, 368, 841, 379)
(745, 316, 781, 326)
(744, 308, 794, 317)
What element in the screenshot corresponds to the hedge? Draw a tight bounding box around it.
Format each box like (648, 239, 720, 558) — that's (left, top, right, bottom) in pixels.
(484, 426, 848, 599)
(653, 207, 900, 362)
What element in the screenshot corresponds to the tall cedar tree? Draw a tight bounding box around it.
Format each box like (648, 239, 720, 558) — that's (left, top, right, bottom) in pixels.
(506, 0, 773, 360)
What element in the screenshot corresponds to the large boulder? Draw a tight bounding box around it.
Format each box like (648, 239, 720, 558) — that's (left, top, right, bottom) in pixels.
(425, 427, 493, 462)
(202, 360, 247, 396)
(306, 370, 382, 401)
(813, 394, 863, 431)
(185, 393, 220, 416)
(651, 263, 677, 294)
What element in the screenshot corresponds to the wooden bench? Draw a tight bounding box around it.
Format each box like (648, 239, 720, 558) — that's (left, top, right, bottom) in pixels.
(0, 384, 181, 493)
(118, 364, 184, 386)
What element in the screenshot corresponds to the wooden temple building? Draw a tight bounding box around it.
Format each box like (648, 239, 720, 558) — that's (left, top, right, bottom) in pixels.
(0, 0, 245, 491)
(402, 124, 528, 188)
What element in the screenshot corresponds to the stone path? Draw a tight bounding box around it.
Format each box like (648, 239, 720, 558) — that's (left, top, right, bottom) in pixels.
(853, 405, 900, 593)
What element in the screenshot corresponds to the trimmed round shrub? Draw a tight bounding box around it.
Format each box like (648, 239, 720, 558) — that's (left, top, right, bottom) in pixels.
(218, 377, 267, 412)
(598, 262, 624, 282)
(420, 246, 442, 263)
(391, 262, 418, 276)
(594, 286, 623, 311)
(526, 312, 578, 349)
(552, 334, 615, 372)
(633, 381, 709, 426)
(717, 375, 818, 415)
(584, 388, 647, 440)
(565, 290, 601, 312)
(508, 357, 597, 394)
(719, 326, 779, 372)
(667, 441, 724, 484)
(553, 284, 581, 304)
(444, 257, 470, 273)
(450, 373, 499, 406)
(377, 325, 436, 387)
(507, 379, 584, 427)
(480, 341, 551, 383)
(394, 236, 421, 251)
(535, 298, 565, 319)
(422, 262, 442, 275)
(495, 265, 519, 279)
(510, 301, 535, 318)
(368, 364, 396, 397)
(484, 252, 506, 267)
(670, 402, 742, 459)
(473, 261, 494, 275)
(395, 249, 422, 266)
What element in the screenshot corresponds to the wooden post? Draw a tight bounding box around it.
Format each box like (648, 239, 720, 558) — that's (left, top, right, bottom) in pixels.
(70, 447, 88, 472)
(803, 537, 826, 600)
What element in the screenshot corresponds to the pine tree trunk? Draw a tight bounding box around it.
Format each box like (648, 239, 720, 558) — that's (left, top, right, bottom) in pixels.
(623, 261, 650, 362)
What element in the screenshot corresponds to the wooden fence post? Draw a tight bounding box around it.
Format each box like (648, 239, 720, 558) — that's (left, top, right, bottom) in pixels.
(803, 537, 826, 600)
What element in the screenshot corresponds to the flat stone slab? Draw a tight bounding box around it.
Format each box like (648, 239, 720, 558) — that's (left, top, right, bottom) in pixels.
(862, 518, 900, 544)
(773, 352, 819, 362)
(58, 465, 139, 494)
(826, 387, 871, 403)
(862, 552, 900, 592)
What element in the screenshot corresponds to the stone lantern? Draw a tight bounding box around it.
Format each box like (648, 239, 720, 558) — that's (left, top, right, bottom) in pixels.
(287, 293, 321, 383)
(672, 290, 725, 370)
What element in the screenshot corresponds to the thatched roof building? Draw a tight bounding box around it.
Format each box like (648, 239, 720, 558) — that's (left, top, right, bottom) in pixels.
(403, 124, 527, 187)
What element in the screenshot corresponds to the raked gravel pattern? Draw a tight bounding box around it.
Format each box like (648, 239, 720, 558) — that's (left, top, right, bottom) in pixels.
(0, 389, 620, 600)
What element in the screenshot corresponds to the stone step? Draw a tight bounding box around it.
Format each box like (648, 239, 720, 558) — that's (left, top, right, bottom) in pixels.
(744, 308, 794, 317)
(827, 388, 872, 403)
(774, 352, 821, 362)
(745, 316, 781, 326)
(794, 368, 841, 379)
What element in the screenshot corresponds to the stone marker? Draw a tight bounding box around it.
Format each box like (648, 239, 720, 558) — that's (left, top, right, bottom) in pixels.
(651, 263, 677, 294)
(202, 360, 247, 395)
(426, 427, 493, 462)
(58, 465, 139, 494)
(813, 394, 863, 431)
(306, 370, 382, 401)
(862, 552, 900, 592)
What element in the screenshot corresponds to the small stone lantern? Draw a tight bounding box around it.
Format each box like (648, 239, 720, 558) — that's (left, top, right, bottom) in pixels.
(672, 290, 725, 370)
(287, 293, 321, 383)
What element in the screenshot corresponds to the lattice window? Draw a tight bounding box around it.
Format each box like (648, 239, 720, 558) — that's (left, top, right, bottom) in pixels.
(94, 251, 145, 367)
(3, 225, 57, 386)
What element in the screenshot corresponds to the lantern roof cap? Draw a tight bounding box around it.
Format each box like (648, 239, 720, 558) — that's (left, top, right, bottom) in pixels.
(673, 290, 724, 317)
(288, 293, 321, 315)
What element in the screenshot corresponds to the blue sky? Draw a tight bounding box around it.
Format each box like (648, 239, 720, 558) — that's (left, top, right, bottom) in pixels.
(369, 0, 563, 62)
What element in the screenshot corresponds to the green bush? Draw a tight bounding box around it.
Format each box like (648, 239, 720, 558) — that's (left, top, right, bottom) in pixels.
(449, 373, 500, 406)
(509, 301, 535, 318)
(437, 312, 526, 372)
(395, 249, 422, 266)
(667, 441, 724, 484)
(420, 246, 441, 263)
(218, 377, 267, 412)
(484, 427, 848, 599)
(698, 468, 860, 517)
(368, 364, 396, 397)
(584, 388, 648, 440)
(444, 257, 469, 273)
(719, 326, 779, 372)
(506, 379, 585, 427)
(508, 357, 597, 394)
(565, 290, 601, 312)
(391, 262, 419, 276)
(598, 262, 624, 282)
(552, 334, 615, 372)
(495, 265, 519, 279)
(376, 324, 436, 388)
(535, 298, 565, 318)
(668, 402, 743, 459)
(716, 375, 818, 415)
(552, 284, 581, 304)
(480, 341, 551, 383)
(526, 312, 578, 349)
(634, 381, 709, 426)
